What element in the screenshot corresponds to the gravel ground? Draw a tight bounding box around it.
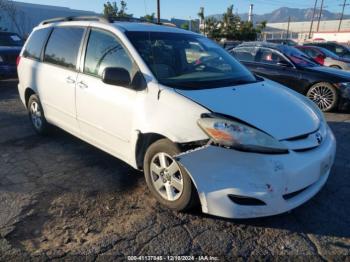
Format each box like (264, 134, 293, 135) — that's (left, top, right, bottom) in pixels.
(0, 80, 349, 261)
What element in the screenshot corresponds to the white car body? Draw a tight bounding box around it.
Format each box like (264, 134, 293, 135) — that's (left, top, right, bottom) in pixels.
(17, 19, 336, 219)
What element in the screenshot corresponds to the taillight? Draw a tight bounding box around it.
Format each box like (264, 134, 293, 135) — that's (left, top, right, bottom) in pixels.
(16, 56, 21, 66)
(315, 55, 325, 65)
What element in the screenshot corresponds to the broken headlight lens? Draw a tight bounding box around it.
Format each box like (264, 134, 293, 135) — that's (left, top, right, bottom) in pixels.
(197, 117, 288, 154)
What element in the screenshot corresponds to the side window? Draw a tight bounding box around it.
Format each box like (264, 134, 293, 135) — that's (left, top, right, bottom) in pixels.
(44, 27, 84, 70)
(256, 48, 288, 65)
(231, 47, 257, 62)
(84, 29, 133, 78)
(23, 28, 51, 60)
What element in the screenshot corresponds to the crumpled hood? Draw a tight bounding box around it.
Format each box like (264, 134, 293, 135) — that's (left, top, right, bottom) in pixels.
(175, 80, 320, 140)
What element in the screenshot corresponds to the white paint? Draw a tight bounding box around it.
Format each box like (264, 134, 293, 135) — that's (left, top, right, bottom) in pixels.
(17, 20, 337, 219)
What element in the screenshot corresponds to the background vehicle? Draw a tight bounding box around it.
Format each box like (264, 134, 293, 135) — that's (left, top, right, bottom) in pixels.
(305, 42, 350, 59)
(0, 32, 23, 79)
(231, 42, 350, 111)
(17, 17, 336, 219)
(266, 39, 297, 46)
(296, 45, 350, 70)
(220, 40, 242, 51)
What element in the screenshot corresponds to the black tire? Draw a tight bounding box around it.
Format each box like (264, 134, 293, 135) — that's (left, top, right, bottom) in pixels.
(306, 82, 338, 112)
(27, 94, 50, 135)
(143, 138, 197, 211)
(330, 65, 342, 69)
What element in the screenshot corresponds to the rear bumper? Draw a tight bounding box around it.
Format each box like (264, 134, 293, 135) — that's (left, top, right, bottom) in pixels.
(177, 128, 336, 219)
(0, 64, 17, 79)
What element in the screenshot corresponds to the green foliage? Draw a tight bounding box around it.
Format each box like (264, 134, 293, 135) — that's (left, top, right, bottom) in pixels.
(199, 5, 267, 41)
(181, 23, 189, 30)
(103, 1, 132, 19)
(141, 13, 155, 23)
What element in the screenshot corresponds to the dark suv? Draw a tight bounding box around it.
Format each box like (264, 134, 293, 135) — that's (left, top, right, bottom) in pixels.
(306, 42, 350, 59)
(0, 32, 24, 79)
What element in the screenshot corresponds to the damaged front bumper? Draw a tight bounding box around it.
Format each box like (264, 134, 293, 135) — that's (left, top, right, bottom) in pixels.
(177, 130, 336, 219)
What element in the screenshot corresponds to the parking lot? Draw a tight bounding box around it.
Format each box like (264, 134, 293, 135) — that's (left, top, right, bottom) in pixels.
(0, 79, 349, 260)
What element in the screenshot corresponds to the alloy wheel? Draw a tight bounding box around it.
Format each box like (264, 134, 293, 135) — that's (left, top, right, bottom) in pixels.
(30, 101, 43, 130)
(307, 84, 336, 111)
(150, 152, 184, 201)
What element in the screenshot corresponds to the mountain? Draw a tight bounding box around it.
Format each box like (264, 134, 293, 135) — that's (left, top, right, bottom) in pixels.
(209, 7, 350, 23)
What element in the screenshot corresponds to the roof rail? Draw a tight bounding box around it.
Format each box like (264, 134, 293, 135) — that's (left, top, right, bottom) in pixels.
(39, 15, 146, 26)
(40, 16, 109, 25)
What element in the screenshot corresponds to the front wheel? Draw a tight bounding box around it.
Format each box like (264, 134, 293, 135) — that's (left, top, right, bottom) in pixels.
(143, 139, 197, 211)
(306, 82, 338, 112)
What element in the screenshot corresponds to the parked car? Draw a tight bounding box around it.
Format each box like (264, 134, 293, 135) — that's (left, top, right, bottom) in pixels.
(220, 40, 242, 51)
(232, 42, 350, 111)
(305, 41, 350, 59)
(0, 31, 23, 79)
(296, 45, 350, 70)
(266, 39, 297, 46)
(17, 17, 336, 219)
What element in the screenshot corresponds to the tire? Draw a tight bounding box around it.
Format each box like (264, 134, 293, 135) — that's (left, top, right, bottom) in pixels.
(306, 82, 338, 112)
(27, 94, 50, 135)
(143, 138, 197, 211)
(330, 65, 342, 69)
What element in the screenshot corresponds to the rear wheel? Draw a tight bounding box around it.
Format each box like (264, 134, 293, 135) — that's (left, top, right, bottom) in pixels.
(28, 94, 50, 135)
(306, 82, 338, 112)
(143, 139, 197, 211)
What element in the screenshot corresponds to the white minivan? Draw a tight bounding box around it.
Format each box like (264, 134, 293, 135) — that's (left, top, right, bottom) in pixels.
(17, 17, 336, 219)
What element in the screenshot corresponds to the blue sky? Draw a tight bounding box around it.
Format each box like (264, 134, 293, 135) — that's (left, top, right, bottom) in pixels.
(18, 0, 349, 19)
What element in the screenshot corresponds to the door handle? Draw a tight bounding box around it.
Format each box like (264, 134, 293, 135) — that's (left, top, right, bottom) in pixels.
(66, 76, 76, 84)
(78, 81, 88, 89)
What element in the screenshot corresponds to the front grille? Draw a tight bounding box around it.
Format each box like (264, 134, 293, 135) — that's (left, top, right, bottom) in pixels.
(228, 195, 266, 206)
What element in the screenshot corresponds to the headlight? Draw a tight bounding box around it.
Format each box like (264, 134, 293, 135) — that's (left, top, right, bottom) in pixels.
(335, 82, 350, 99)
(197, 116, 288, 154)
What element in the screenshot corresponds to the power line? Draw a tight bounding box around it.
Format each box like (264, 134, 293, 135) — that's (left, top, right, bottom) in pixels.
(309, 0, 318, 38)
(316, 0, 324, 32)
(338, 0, 350, 31)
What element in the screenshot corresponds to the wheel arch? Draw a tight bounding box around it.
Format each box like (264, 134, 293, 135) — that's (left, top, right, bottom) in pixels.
(135, 132, 167, 170)
(24, 88, 36, 108)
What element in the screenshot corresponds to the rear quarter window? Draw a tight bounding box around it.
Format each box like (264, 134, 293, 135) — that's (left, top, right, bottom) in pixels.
(44, 27, 84, 70)
(23, 28, 51, 60)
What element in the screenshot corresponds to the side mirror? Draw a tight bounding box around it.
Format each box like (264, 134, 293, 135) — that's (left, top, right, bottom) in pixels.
(102, 67, 131, 87)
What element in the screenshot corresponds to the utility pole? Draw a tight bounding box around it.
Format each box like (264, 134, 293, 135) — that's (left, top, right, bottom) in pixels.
(317, 0, 324, 32)
(157, 0, 160, 24)
(286, 16, 291, 39)
(309, 0, 318, 38)
(338, 0, 349, 31)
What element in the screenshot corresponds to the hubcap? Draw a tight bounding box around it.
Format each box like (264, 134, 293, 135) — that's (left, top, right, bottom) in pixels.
(150, 152, 184, 201)
(307, 85, 335, 111)
(30, 101, 43, 130)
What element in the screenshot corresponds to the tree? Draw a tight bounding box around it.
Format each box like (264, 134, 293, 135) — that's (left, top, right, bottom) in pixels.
(103, 1, 132, 19)
(201, 5, 265, 41)
(180, 22, 189, 30)
(141, 13, 155, 23)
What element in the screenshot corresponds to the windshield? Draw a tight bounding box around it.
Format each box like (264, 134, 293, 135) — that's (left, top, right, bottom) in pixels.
(125, 31, 258, 89)
(317, 47, 340, 59)
(0, 33, 23, 47)
(283, 46, 319, 67)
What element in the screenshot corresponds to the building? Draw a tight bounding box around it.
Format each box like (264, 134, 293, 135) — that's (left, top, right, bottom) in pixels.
(0, 1, 97, 37)
(0, 1, 199, 37)
(262, 19, 350, 43)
